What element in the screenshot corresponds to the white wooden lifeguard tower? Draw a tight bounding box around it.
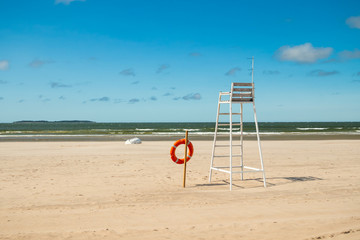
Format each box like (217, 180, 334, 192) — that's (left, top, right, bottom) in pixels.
(209, 57, 266, 190)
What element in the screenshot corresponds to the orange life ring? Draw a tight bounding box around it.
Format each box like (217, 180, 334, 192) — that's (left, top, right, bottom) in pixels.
(170, 139, 194, 164)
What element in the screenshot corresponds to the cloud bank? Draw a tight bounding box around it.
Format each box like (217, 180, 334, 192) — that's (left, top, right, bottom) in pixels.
(0, 60, 9, 71)
(346, 16, 360, 29)
(275, 43, 333, 63)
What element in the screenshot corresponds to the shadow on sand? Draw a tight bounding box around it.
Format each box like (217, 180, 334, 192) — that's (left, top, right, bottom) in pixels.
(195, 176, 323, 189)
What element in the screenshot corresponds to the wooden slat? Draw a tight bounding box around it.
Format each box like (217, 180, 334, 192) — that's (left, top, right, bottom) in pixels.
(232, 98, 253, 102)
(233, 82, 253, 86)
(232, 93, 252, 97)
(233, 88, 253, 92)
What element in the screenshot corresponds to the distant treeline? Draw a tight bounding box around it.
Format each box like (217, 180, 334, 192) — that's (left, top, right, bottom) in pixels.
(13, 120, 95, 123)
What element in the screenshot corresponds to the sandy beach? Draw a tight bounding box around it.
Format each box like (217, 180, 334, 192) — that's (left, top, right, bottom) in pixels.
(0, 139, 359, 239)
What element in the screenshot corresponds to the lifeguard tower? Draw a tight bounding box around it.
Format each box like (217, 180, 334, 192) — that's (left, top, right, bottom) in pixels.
(209, 57, 266, 190)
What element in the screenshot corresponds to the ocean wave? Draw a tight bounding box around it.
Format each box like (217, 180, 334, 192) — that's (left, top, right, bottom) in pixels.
(296, 128, 329, 131)
(183, 129, 201, 132)
(218, 128, 241, 131)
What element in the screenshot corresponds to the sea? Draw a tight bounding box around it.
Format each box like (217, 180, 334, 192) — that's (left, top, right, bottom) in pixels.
(0, 121, 359, 138)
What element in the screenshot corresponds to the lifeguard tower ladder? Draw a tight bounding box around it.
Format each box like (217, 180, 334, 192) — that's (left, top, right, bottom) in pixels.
(209, 57, 266, 190)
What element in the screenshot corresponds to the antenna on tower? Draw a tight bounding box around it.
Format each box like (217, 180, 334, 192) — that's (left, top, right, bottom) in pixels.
(247, 56, 255, 84)
(251, 56, 254, 84)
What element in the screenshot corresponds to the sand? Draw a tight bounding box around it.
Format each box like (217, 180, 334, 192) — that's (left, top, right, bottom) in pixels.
(0, 139, 359, 239)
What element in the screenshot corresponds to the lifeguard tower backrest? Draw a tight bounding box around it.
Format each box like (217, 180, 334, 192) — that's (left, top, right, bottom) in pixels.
(231, 82, 254, 102)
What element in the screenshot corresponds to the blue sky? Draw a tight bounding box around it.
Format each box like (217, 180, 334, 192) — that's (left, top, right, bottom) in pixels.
(0, 0, 359, 122)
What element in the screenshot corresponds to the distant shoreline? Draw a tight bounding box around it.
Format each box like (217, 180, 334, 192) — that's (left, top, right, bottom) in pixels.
(13, 120, 95, 123)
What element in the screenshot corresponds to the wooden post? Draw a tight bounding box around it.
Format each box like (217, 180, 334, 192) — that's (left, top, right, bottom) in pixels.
(183, 131, 188, 188)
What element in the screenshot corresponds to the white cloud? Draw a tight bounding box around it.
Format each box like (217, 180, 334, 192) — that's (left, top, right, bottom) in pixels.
(338, 49, 360, 60)
(119, 68, 135, 77)
(55, 0, 85, 5)
(346, 16, 360, 29)
(50, 82, 72, 88)
(308, 69, 339, 77)
(28, 59, 54, 68)
(128, 98, 140, 104)
(225, 67, 241, 76)
(156, 64, 170, 74)
(0, 60, 9, 71)
(182, 93, 201, 100)
(90, 97, 110, 102)
(275, 43, 333, 63)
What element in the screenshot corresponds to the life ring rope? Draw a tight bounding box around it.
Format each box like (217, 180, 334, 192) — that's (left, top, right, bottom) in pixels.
(170, 139, 194, 164)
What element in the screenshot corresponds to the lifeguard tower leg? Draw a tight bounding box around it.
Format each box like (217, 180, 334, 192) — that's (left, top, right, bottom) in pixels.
(229, 99, 233, 191)
(209, 93, 221, 183)
(240, 103, 244, 181)
(253, 102, 266, 187)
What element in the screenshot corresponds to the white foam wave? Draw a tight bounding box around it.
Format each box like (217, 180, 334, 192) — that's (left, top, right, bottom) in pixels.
(183, 129, 200, 132)
(296, 128, 328, 131)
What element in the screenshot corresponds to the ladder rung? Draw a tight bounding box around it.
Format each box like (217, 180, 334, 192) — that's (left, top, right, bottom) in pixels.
(214, 155, 242, 158)
(218, 123, 241, 126)
(212, 166, 243, 169)
(215, 144, 242, 147)
(219, 113, 241, 115)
